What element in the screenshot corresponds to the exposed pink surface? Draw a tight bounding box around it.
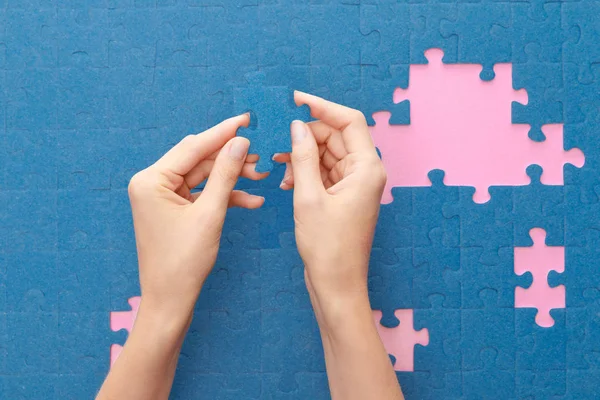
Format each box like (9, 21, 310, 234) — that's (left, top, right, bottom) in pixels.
(514, 228, 565, 328)
(372, 309, 429, 371)
(370, 48, 585, 204)
(110, 296, 141, 367)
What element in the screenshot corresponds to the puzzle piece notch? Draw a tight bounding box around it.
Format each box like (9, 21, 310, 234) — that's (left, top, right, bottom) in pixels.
(371, 48, 584, 204)
(514, 228, 565, 328)
(109, 296, 141, 366)
(233, 71, 311, 172)
(372, 309, 429, 372)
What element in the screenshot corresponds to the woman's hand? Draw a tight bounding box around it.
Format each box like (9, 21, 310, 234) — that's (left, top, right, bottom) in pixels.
(129, 114, 267, 324)
(274, 92, 387, 315)
(275, 94, 402, 400)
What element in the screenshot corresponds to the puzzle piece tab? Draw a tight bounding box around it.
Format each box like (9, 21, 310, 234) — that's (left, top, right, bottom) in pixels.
(372, 309, 429, 372)
(234, 72, 311, 172)
(514, 228, 565, 328)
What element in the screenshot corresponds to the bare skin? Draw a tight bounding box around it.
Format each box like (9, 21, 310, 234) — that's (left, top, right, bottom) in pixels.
(96, 94, 403, 400)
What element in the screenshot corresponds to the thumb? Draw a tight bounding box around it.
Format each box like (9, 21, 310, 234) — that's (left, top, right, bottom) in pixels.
(197, 136, 249, 217)
(290, 121, 325, 195)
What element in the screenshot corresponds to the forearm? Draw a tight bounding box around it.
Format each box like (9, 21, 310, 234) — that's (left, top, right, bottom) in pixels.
(311, 292, 404, 400)
(96, 302, 191, 400)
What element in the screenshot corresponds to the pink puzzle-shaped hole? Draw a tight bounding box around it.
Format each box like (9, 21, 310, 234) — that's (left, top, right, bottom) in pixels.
(372, 309, 429, 371)
(514, 228, 565, 328)
(371, 48, 584, 204)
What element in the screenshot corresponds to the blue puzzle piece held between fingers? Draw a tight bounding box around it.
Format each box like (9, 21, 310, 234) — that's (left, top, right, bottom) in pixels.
(234, 71, 311, 172)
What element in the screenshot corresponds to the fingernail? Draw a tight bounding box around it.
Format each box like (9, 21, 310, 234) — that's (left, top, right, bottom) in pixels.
(229, 138, 248, 160)
(291, 120, 306, 144)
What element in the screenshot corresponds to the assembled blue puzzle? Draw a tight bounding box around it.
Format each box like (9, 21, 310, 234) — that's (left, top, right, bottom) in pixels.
(1, 1, 600, 398)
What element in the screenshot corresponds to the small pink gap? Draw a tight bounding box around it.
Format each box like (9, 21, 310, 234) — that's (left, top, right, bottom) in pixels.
(372, 309, 429, 371)
(514, 228, 565, 328)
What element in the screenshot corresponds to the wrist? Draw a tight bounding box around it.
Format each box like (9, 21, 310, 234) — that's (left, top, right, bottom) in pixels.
(310, 290, 373, 336)
(133, 299, 193, 343)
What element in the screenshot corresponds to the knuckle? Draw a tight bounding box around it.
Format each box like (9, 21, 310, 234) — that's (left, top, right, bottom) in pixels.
(128, 171, 151, 198)
(181, 134, 196, 145)
(350, 109, 367, 125)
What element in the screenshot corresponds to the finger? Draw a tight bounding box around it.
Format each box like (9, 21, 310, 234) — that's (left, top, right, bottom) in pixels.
(272, 153, 291, 163)
(228, 191, 265, 209)
(154, 114, 249, 176)
(290, 121, 325, 195)
(191, 190, 265, 209)
(280, 162, 294, 190)
(307, 121, 348, 160)
(185, 159, 269, 189)
(295, 91, 373, 153)
(195, 136, 250, 216)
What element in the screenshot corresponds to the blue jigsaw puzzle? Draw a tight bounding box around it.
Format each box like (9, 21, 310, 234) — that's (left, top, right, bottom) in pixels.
(2, 0, 600, 398)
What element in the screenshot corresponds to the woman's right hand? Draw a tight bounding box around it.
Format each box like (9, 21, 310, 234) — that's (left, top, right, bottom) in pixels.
(274, 92, 387, 317)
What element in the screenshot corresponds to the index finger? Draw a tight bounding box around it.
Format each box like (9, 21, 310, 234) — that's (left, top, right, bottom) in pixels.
(154, 114, 250, 176)
(294, 91, 374, 153)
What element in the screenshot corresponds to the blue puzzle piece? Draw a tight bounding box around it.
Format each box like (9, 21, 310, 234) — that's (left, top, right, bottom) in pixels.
(0, 375, 59, 400)
(461, 289, 515, 370)
(359, 3, 410, 69)
(261, 309, 325, 393)
(0, 191, 57, 253)
(258, 2, 310, 68)
(176, 310, 211, 374)
(373, 187, 413, 250)
(516, 369, 566, 400)
(6, 312, 58, 374)
(309, 2, 360, 66)
(460, 246, 531, 309)
(564, 369, 600, 400)
(58, 251, 111, 312)
(310, 63, 360, 105)
(511, 44, 564, 142)
(208, 250, 261, 326)
(510, 2, 562, 64)
(564, 289, 600, 370)
(5, 68, 58, 131)
(155, 8, 207, 67)
(443, 185, 513, 263)
(414, 295, 461, 395)
(57, 9, 109, 68)
(3, 129, 57, 190)
(234, 71, 311, 172)
(108, 8, 158, 67)
(412, 227, 461, 309)
(462, 348, 516, 399)
(562, 1, 600, 84)
(55, 372, 107, 400)
(410, 2, 458, 65)
(496, 165, 565, 247)
(58, 190, 112, 251)
(262, 372, 328, 400)
(6, 254, 60, 313)
(549, 229, 600, 306)
(5, 8, 57, 69)
(58, 312, 111, 374)
(261, 247, 310, 310)
(516, 308, 566, 371)
(344, 64, 410, 126)
(412, 170, 460, 248)
(440, 2, 511, 80)
(368, 247, 417, 327)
